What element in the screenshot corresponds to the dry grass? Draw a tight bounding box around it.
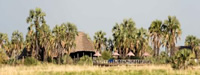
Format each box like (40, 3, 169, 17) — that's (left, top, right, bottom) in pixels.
(0, 64, 200, 75)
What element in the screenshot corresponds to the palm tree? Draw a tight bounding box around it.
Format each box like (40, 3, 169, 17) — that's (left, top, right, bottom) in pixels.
(25, 24, 36, 57)
(135, 28, 149, 56)
(39, 24, 52, 61)
(106, 38, 114, 52)
(10, 30, 24, 59)
(149, 20, 163, 56)
(112, 19, 137, 58)
(162, 16, 182, 56)
(65, 23, 78, 54)
(52, 22, 78, 64)
(0, 33, 9, 49)
(0, 32, 10, 57)
(26, 7, 46, 59)
(94, 30, 107, 52)
(185, 35, 200, 58)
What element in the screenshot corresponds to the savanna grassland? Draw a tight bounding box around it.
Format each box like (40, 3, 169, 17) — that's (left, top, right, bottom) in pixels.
(1, 64, 200, 75)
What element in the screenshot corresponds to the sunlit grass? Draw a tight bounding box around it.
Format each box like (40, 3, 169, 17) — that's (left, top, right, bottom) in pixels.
(0, 64, 200, 75)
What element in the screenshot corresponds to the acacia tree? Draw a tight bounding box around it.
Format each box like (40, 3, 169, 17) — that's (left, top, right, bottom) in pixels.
(162, 16, 182, 56)
(26, 8, 46, 60)
(93, 30, 107, 52)
(10, 30, 24, 59)
(185, 35, 200, 58)
(112, 19, 137, 58)
(149, 20, 163, 56)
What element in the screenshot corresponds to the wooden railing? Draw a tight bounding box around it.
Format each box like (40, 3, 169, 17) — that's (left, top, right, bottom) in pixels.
(93, 59, 151, 66)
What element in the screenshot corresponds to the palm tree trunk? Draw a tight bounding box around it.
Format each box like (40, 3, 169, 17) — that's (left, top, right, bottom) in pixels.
(157, 46, 159, 56)
(170, 43, 175, 56)
(153, 45, 156, 57)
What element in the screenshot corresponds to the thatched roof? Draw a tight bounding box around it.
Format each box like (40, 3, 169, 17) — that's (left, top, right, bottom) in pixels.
(94, 51, 101, 57)
(142, 52, 150, 57)
(70, 32, 96, 53)
(112, 52, 120, 56)
(127, 51, 135, 56)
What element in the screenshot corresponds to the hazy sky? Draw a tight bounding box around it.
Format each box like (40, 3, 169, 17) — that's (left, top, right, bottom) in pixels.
(0, 0, 200, 46)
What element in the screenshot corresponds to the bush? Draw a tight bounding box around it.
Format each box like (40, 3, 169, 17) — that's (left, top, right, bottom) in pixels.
(78, 55, 93, 65)
(102, 50, 112, 60)
(24, 57, 39, 66)
(0, 50, 9, 64)
(47, 56, 59, 64)
(61, 55, 73, 64)
(157, 52, 170, 64)
(144, 52, 171, 64)
(171, 49, 192, 69)
(5, 59, 22, 65)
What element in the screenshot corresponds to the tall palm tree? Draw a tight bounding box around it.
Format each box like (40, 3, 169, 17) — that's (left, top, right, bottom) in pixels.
(10, 30, 24, 59)
(39, 24, 51, 61)
(52, 22, 78, 64)
(94, 30, 107, 52)
(185, 35, 200, 58)
(0, 33, 9, 49)
(26, 7, 46, 59)
(65, 23, 78, 54)
(149, 20, 163, 56)
(135, 28, 149, 56)
(112, 19, 137, 58)
(106, 38, 114, 52)
(162, 16, 182, 56)
(25, 24, 36, 57)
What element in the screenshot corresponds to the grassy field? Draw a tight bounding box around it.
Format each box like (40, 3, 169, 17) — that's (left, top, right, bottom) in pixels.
(0, 64, 200, 75)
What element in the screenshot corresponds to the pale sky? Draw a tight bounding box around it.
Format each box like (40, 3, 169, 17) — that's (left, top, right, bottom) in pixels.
(0, 0, 200, 47)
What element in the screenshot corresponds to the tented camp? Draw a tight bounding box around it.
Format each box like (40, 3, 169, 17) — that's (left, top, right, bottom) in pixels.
(69, 32, 96, 59)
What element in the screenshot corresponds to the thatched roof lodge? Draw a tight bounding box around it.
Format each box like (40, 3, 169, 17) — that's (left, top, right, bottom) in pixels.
(69, 32, 96, 59)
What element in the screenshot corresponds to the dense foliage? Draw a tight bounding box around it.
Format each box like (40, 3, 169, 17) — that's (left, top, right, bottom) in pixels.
(24, 57, 39, 66)
(78, 55, 93, 65)
(171, 49, 193, 69)
(101, 50, 112, 60)
(0, 7, 199, 70)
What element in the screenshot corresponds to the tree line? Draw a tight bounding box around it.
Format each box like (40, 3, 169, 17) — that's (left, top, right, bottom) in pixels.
(0, 8, 200, 65)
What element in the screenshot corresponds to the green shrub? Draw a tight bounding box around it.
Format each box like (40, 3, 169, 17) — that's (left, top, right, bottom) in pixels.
(157, 52, 170, 64)
(5, 59, 22, 65)
(95, 57, 103, 61)
(78, 55, 93, 65)
(144, 52, 172, 64)
(24, 57, 39, 66)
(47, 56, 53, 63)
(0, 50, 9, 64)
(171, 49, 192, 69)
(102, 50, 112, 60)
(61, 55, 73, 64)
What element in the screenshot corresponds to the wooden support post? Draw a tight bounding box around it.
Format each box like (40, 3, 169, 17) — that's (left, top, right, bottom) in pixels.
(77, 53, 79, 59)
(90, 53, 92, 59)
